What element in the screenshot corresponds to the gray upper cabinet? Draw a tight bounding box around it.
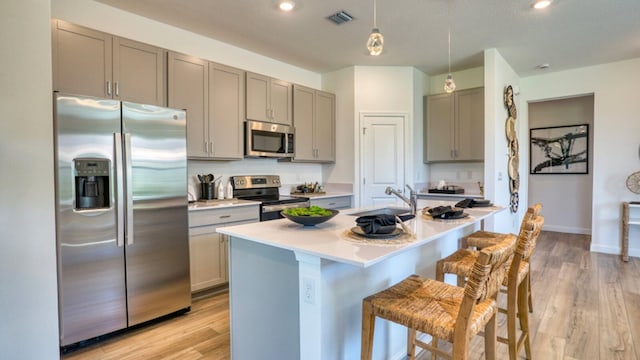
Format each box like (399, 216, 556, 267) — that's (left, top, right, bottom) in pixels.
(246, 72, 292, 126)
(168, 52, 244, 160)
(208, 62, 244, 160)
(314, 90, 336, 162)
(424, 87, 484, 163)
(112, 37, 165, 106)
(168, 52, 209, 158)
(292, 85, 315, 160)
(52, 20, 165, 106)
(292, 85, 335, 163)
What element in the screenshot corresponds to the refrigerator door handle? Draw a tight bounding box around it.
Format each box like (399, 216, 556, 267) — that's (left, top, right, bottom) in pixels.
(124, 133, 134, 246)
(114, 133, 125, 248)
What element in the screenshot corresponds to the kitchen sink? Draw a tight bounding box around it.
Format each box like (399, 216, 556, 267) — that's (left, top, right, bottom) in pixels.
(348, 207, 411, 217)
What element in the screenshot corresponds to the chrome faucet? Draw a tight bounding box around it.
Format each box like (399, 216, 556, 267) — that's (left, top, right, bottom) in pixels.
(385, 185, 417, 215)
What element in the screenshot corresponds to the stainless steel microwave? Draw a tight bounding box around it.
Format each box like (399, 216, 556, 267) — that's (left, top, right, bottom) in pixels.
(245, 120, 294, 158)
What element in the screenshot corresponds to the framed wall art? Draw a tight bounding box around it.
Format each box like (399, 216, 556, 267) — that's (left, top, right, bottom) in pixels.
(530, 124, 589, 174)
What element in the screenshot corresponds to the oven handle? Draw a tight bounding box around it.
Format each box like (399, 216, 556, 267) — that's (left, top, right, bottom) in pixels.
(262, 201, 310, 213)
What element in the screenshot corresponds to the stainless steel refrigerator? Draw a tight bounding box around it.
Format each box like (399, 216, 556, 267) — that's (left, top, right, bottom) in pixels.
(54, 93, 191, 347)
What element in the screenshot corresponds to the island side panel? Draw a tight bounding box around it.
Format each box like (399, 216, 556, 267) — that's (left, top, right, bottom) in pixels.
(228, 236, 300, 360)
(304, 228, 465, 360)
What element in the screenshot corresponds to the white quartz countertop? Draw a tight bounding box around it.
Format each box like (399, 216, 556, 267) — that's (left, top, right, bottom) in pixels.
(217, 200, 505, 268)
(188, 199, 260, 211)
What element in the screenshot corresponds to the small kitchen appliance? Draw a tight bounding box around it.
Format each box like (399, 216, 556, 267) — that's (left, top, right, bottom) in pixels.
(230, 175, 309, 221)
(244, 120, 294, 158)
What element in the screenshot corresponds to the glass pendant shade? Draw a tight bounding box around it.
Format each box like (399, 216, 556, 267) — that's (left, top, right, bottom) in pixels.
(444, 73, 456, 93)
(367, 28, 384, 56)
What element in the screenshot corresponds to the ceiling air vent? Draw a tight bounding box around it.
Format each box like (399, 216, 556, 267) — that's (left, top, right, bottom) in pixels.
(327, 10, 354, 25)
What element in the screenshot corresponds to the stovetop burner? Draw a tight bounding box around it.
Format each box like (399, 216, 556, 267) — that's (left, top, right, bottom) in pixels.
(230, 175, 310, 221)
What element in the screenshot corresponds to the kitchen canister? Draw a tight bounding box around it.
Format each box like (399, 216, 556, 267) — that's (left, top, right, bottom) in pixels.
(200, 182, 215, 200)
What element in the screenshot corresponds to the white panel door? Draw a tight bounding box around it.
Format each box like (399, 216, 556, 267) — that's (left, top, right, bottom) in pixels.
(361, 115, 405, 207)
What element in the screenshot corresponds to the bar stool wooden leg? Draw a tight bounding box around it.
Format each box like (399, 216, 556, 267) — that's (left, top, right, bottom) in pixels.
(484, 312, 498, 360)
(431, 336, 439, 360)
(507, 283, 518, 360)
(407, 328, 416, 359)
(429, 264, 442, 360)
(518, 274, 532, 359)
(527, 274, 533, 313)
(435, 260, 444, 282)
(361, 300, 375, 360)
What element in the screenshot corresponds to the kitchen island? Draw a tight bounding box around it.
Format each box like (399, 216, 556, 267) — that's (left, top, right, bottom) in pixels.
(217, 200, 504, 360)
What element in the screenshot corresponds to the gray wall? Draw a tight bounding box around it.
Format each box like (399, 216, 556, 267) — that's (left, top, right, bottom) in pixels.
(0, 0, 59, 358)
(528, 95, 594, 233)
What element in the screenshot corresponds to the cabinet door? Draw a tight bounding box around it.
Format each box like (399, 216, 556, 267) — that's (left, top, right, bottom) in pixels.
(52, 20, 112, 98)
(310, 196, 351, 210)
(292, 85, 315, 160)
(113, 37, 165, 106)
(189, 227, 227, 291)
(168, 52, 209, 158)
(425, 93, 455, 162)
(454, 88, 484, 161)
(246, 72, 270, 122)
(314, 91, 336, 162)
(209, 63, 244, 159)
(270, 79, 292, 126)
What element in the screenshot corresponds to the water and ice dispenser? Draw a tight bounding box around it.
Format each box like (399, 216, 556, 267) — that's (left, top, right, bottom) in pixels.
(74, 158, 110, 210)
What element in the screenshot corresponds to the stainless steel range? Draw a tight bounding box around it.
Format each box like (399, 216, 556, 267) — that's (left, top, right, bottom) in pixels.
(230, 175, 309, 221)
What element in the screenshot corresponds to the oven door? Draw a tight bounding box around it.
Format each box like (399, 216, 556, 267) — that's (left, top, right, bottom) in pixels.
(245, 120, 294, 158)
(261, 201, 310, 221)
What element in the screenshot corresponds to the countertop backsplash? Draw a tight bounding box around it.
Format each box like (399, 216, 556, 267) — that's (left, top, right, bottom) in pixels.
(425, 161, 484, 195)
(187, 159, 323, 200)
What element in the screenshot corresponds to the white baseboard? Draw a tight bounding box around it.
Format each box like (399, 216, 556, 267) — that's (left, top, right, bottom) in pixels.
(543, 224, 591, 235)
(591, 243, 640, 258)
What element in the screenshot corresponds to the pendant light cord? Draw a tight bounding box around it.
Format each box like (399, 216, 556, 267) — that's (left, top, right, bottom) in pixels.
(447, 1, 452, 74)
(373, 0, 377, 28)
(448, 29, 451, 73)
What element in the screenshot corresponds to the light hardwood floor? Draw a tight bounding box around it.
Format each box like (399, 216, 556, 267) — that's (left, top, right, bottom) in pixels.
(63, 231, 639, 360)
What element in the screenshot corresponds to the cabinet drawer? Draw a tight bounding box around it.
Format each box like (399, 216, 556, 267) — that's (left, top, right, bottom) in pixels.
(311, 196, 352, 210)
(189, 206, 259, 227)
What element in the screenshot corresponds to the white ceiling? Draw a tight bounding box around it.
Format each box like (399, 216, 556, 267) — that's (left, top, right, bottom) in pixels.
(97, 0, 640, 76)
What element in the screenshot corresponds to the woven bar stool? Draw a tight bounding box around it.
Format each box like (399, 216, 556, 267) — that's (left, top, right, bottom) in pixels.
(434, 216, 544, 360)
(463, 203, 542, 312)
(464, 204, 542, 249)
(361, 234, 517, 360)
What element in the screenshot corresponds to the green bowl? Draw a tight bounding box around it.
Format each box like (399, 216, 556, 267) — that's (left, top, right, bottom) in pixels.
(281, 209, 339, 226)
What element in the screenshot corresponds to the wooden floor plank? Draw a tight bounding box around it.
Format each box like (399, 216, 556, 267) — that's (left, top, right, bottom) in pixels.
(62, 232, 640, 360)
(598, 255, 637, 360)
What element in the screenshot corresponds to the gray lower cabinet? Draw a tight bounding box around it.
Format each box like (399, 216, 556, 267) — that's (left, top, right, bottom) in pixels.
(424, 87, 484, 162)
(292, 85, 336, 162)
(310, 196, 352, 210)
(168, 52, 244, 160)
(246, 72, 292, 126)
(52, 19, 165, 106)
(188, 205, 259, 292)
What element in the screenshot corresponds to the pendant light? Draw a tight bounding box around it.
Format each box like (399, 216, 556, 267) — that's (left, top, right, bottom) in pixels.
(444, 1, 456, 93)
(366, 0, 383, 56)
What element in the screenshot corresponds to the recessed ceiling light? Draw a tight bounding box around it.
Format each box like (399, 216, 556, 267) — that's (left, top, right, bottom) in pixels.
(532, 0, 552, 9)
(279, 1, 295, 11)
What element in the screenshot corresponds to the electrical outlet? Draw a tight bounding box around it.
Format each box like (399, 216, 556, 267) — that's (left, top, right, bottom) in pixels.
(497, 171, 503, 181)
(302, 277, 315, 304)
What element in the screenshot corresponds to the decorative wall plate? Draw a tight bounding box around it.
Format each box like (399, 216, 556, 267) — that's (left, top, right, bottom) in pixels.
(626, 171, 640, 194)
